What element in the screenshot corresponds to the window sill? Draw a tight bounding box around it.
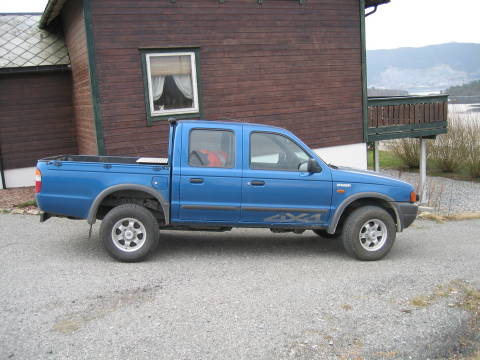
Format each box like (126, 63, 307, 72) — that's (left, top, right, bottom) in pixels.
(147, 112, 201, 126)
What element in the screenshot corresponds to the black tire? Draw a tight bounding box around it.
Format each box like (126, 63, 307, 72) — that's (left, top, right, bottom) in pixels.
(341, 206, 396, 261)
(312, 229, 340, 240)
(100, 204, 159, 262)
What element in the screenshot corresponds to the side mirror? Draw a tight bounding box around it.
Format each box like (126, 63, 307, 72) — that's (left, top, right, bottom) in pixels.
(307, 158, 322, 173)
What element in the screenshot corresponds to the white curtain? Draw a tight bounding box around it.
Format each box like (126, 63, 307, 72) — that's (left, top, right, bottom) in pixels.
(151, 76, 165, 101)
(173, 74, 193, 100)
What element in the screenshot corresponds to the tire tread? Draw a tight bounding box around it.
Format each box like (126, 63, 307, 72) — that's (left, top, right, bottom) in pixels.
(100, 204, 159, 262)
(341, 205, 396, 261)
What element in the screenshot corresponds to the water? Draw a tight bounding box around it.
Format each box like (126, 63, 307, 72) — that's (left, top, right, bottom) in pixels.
(409, 90, 480, 110)
(449, 103, 480, 116)
(410, 90, 443, 96)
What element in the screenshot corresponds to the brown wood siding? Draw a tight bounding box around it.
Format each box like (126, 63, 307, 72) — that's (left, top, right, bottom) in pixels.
(91, 0, 363, 156)
(62, 0, 97, 154)
(0, 72, 77, 170)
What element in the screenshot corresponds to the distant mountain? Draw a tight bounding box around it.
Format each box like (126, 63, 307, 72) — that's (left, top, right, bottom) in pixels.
(367, 43, 480, 94)
(367, 87, 409, 97)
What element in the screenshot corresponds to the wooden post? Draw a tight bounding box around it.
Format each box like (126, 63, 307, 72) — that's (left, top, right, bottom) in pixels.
(419, 138, 428, 204)
(374, 141, 380, 172)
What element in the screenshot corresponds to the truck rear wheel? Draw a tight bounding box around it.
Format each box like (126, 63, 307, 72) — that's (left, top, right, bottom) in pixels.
(341, 206, 396, 261)
(100, 204, 159, 262)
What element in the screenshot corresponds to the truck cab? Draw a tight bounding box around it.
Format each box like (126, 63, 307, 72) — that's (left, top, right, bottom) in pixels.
(171, 121, 332, 227)
(36, 120, 418, 262)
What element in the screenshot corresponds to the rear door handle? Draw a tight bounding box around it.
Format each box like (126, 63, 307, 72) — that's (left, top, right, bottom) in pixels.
(190, 178, 204, 184)
(249, 180, 265, 186)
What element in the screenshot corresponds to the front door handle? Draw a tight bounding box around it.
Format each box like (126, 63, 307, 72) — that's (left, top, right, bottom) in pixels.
(249, 180, 265, 186)
(190, 178, 204, 184)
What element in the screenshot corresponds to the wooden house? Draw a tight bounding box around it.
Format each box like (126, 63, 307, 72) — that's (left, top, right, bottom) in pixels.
(0, 0, 447, 189)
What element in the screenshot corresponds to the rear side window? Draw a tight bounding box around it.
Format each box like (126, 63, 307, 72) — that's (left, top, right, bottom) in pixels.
(188, 129, 235, 168)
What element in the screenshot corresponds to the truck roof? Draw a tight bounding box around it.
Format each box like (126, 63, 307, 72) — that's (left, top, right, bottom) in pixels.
(177, 119, 285, 131)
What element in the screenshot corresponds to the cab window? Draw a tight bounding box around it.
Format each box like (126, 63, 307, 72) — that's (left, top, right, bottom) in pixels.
(188, 129, 235, 168)
(250, 132, 310, 171)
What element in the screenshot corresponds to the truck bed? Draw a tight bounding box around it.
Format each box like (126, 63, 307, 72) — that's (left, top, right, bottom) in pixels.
(40, 155, 168, 165)
(36, 154, 170, 220)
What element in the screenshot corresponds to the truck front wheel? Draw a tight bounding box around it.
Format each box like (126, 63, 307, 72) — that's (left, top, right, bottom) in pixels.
(341, 206, 396, 261)
(100, 204, 159, 262)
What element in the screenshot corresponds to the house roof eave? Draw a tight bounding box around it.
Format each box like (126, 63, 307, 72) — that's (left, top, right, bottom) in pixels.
(39, 0, 67, 29)
(39, 0, 391, 30)
(365, 0, 390, 9)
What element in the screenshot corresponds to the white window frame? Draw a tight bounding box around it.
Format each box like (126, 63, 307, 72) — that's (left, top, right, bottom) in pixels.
(145, 51, 200, 117)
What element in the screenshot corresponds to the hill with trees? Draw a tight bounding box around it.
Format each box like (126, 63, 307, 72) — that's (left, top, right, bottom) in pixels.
(445, 80, 480, 96)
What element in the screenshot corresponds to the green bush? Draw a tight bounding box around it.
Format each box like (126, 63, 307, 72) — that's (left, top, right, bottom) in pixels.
(429, 114, 468, 173)
(380, 107, 480, 178)
(387, 138, 419, 169)
(464, 116, 480, 178)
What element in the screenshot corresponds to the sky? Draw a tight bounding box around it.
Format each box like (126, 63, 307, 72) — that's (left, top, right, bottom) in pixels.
(0, 0, 47, 13)
(365, 0, 480, 50)
(1, 0, 479, 50)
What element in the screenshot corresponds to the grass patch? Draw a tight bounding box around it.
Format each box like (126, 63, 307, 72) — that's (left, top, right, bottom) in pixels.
(446, 213, 480, 221)
(408, 280, 480, 360)
(457, 284, 480, 314)
(461, 351, 480, 360)
(409, 280, 480, 313)
(410, 296, 431, 307)
(15, 199, 37, 208)
(419, 212, 480, 223)
(375, 351, 399, 358)
(410, 283, 457, 308)
(418, 212, 446, 223)
(367, 149, 405, 170)
(367, 149, 480, 182)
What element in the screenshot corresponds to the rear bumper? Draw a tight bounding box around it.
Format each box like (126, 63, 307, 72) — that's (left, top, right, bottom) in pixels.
(395, 202, 418, 230)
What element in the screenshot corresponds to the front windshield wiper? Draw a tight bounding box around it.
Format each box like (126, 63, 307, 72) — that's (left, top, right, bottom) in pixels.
(328, 163, 338, 169)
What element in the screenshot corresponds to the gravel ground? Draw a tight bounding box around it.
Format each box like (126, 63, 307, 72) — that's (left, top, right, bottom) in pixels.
(381, 169, 480, 214)
(0, 214, 479, 360)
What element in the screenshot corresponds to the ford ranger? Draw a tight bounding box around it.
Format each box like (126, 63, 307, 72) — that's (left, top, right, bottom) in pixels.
(36, 120, 418, 262)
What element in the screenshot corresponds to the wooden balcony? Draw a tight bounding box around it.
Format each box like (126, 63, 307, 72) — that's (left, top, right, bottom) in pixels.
(367, 95, 448, 141)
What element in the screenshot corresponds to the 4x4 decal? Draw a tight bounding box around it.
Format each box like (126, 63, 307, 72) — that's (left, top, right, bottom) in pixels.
(265, 213, 323, 223)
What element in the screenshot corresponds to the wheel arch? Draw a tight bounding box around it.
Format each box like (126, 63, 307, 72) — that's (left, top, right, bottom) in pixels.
(87, 184, 169, 225)
(327, 192, 402, 234)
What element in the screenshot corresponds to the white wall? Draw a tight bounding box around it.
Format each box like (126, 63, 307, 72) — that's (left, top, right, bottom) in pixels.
(1, 167, 36, 189)
(314, 143, 367, 170)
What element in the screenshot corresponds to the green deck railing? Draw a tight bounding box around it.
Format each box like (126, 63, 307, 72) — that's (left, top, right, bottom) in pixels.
(367, 95, 448, 141)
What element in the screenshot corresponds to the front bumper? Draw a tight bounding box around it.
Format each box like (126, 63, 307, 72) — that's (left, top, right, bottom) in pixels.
(396, 202, 418, 230)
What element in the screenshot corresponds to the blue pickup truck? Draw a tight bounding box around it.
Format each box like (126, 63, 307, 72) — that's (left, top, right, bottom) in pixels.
(36, 120, 418, 262)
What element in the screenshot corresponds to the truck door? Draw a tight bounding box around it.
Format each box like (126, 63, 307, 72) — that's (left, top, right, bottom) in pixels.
(241, 128, 332, 226)
(177, 124, 242, 223)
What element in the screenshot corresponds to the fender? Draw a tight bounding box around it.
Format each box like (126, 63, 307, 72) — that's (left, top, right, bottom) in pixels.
(87, 184, 170, 225)
(327, 192, 402, 234)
